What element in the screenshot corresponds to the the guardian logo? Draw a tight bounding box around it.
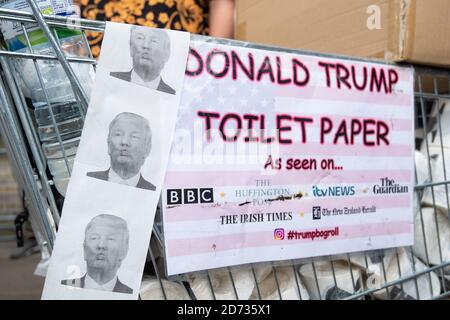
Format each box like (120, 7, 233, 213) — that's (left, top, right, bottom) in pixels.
(167, 188, 214, 205)
(373, 177, 408, 194)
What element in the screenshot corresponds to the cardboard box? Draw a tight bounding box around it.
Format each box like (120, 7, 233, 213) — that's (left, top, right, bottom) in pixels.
(236, 0, 450, 68)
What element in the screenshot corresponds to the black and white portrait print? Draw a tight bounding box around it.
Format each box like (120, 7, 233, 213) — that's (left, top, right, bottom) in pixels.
(61, 214, 133, 294)
(41, 22, 190, 300)
(86, 112, 156, 191)
(109, 26, 175, 95)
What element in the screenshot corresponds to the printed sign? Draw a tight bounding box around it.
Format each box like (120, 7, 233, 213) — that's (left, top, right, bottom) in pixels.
(162, 39, 415, 275)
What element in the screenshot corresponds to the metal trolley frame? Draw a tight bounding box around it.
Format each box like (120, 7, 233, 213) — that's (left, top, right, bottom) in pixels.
(0, 0, 449, 300)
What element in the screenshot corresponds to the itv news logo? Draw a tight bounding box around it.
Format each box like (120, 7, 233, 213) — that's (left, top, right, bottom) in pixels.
(167, 188, 214, 205)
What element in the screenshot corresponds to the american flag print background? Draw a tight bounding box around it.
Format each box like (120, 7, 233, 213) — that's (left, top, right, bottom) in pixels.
(162, 40, 415, 276)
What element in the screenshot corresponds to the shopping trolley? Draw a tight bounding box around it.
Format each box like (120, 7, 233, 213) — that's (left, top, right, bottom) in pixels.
(0, 0, 449, 300)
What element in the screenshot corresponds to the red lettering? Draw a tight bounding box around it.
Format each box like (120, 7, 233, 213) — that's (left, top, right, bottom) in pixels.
(320, 117, 333, 144)
(257, 56, 275, 82)
(186, 48, 203, 76)
(318, 62, 336, 88)
(277, 115, 293, 144)
(219, 113, 242, 142)
(198, 111, 220, 141)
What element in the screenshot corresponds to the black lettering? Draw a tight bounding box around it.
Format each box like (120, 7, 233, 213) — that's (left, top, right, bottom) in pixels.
(231, 51, 255, 80)
(206, 50, 230, 78)
(377, 121, 390, 146)
(293, 58, 310, 86)
(336, 63, 351, 89)
(276, 56, 292, 84)
(388, 69, 399, 93)
(277, 115, 292, 144)
(318, 62, 336, 87)
(219, 113, 242, 142)
(243, 114, 259, 142)
(198, 111, 220, 141)
(260, 114, 274, 143)
(352, 65, 367, 90)
(363, 119, 376, 146)
(320, 117, 333, 144)
(293, 117, 313, 143)
(257, 56, 275, 82)
(370, 68, 389, 93)
(334, 120, 349, 145)
(185, 48, 203, 76)
(350, 119, 362, 144)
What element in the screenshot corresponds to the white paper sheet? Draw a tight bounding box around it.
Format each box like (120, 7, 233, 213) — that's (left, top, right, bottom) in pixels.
(42, 22, 189, 299)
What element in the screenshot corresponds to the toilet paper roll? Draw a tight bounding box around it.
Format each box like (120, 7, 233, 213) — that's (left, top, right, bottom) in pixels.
(250, 266, 309, 300)
(252, 263, 273, 282)
(299, 261, 362, 300)
(420, 146, 450, 212)
(413, 207, 450, 272)
(140, 277, 191, 300)
(366, 247, 441, 300)
(187, 264, 271, 300)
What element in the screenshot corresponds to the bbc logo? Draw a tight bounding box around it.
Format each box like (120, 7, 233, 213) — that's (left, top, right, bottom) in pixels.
(312, 206, 321, 220)
(167, 188, 214, 205)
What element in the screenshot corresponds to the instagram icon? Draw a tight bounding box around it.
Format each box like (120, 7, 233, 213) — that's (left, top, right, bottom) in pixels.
(274, 228, 285, 240)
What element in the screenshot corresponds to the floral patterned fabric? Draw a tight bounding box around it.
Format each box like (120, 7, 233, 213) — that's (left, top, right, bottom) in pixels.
(75, 0, 209, 57)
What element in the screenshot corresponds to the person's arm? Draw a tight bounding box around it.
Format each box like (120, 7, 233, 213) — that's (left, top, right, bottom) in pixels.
(209, 0, 235, 39)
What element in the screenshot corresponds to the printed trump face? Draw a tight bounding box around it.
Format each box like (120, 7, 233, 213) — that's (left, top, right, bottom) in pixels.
(129, 27, 170, 81)
(107, 113, 151, 179)
(83, 215, 129, 273)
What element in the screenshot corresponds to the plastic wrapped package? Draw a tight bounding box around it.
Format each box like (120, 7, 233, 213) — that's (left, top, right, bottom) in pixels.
(0, 0, 93, 200)
(37, 111, 83, 143)
(0, 0, 93, 104)
(42, 136, 79, 195)
(42, 136, 80, 159)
